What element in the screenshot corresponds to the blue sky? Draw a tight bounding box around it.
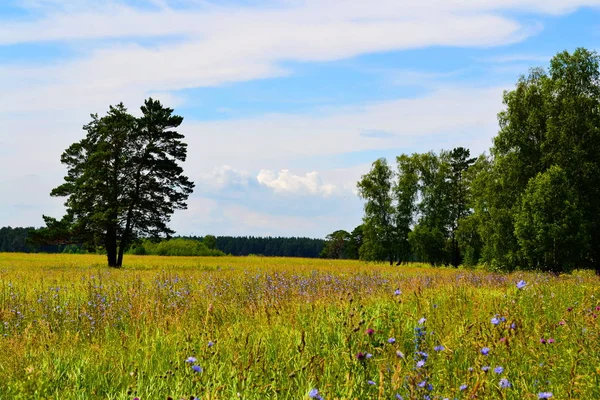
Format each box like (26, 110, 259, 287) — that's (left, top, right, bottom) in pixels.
(1, 0, 599, 238)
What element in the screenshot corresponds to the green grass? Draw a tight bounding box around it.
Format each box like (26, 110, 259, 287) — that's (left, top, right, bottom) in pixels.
(0, 253, 598, 399)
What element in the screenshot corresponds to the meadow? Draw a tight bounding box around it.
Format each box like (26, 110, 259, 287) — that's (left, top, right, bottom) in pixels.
(0, 254, 598, 399)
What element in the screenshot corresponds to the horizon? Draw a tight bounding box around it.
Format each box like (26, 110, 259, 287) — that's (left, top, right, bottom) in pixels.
(2, 0, 600, 238)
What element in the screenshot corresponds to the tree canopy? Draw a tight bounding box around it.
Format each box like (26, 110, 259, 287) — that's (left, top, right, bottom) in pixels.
(33, 98, 194, 267)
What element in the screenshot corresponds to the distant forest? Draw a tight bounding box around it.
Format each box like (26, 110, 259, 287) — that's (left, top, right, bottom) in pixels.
(0, 226, 326, 258)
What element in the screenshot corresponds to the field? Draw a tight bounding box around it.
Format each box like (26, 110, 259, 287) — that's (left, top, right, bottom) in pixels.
(0, 254, 599, 399)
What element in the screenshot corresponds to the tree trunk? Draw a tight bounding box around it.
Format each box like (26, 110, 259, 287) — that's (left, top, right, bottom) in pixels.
(106, 227, 118, 267)
(117, 242, 125, 267)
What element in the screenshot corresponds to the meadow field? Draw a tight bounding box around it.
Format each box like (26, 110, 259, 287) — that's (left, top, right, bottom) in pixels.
(0, 254, 598, 399)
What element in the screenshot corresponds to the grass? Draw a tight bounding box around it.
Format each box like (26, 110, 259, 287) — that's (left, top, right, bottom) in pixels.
(0, 253, 599, 399)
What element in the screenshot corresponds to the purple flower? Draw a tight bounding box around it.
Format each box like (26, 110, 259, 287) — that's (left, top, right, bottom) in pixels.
(482, 366, 490, 372)
(491, 316, 500, 325)
(394, 289, 401, 296)
(309, 388, 323, 400)
(459, 384, 468, 391)
(499, 378, 511, 388)
(208, 341, 215, 348)
(538, 392, 553, 399)
(368, 380, 376, 386)
(395, 395, 403, 400)
(418, 381, 427, 388)
(388, 337, 396, 344)
(547, 338, 555, 344)
(185, 357, 197, 363)
(366, 353, 373, 359)
(366, 328, 375, 336)
(434, 345, 445, 351)
(481, 347, 490, 355)
(516, 280, 527, 289)
(418, 317, 427, 325)
(416, 360, 426, 368)
(494, 366, 504, 374)
(356, 352, 366, 361)
(191, 365, 202, 373)
(540, 338, 546, 344)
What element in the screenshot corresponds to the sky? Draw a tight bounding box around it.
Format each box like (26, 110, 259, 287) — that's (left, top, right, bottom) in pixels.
(1, 0, 599, 238)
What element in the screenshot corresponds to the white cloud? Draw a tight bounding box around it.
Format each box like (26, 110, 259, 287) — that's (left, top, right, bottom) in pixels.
(195, 165, 251, 191)
(257, 169, 337, 196)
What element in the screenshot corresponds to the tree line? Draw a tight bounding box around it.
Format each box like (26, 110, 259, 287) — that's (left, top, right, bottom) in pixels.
(344, 48, 600, 275)
(0, 227, 326, 258)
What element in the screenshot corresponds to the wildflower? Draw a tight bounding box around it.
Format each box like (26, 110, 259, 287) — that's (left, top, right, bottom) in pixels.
(366, 353, 373, 359)
(185, 357, 197, 363)
(309, 388, 323, 400)
(426, 383, 433, 391)
(499, 378, 511, 388)
(540, 338, 546, 344)
(510, 323, 516, 330)
(368, 380, 376, 386)
(434, 345, 445, 352)
(208, 341, 215, 348)
(499, 337, 507, 343)
(366, 328, 375, 336)
(516, 280, 527, 289)
(491, 316, 500, 325)
(191, 365, 202, 373)
(418, 381, 427, 388)
(416, 360, 426, 368)
(459, 384, 468, 391)
(567, 307, 573, 312)
(356, 352, 366, 360)
(558, 320, 566, 326)
(395, 289, 401, 296)
(388, 337, 396, 344)
(538, 392, 553, 399)
(547, 338, 555, 344)
(395, 395, 403, 400)
(481, 347, 490, 355)
(396, 350, 405, 358)
(494, 366, 504, 374)
(417, 351, 429, 360)
(482, 366, 490, 372)
(418, 317, 427, 325)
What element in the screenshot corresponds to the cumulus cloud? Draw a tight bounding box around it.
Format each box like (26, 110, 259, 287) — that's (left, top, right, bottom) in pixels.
(195, 165, 251, 191)
(257, 169, 337, 197)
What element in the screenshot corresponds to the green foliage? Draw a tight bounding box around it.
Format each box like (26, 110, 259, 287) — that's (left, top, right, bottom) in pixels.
(514, 166, 585, 273)
(203, 234, 217, 250)
(34, 98, 194, 267)
(408, 223, 448, 266)
(128, 238, 224, 256)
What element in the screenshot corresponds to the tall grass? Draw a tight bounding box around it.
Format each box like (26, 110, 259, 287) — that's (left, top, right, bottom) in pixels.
(0, 253, 598, 399)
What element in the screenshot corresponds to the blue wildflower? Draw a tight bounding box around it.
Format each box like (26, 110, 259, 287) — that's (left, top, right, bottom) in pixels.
(481, 347, 490, 355)
(191, 365, 202, 373)
(416, 360, 426, 368)
(208, 341, 214, 348)
(418, 381, 427, 388)
(517, 280, 527, 289)
(366, 353, 373, 359)
(388, 337, 396, 344)
(499, 378, 511, 388)
(418, 317, 427, 325)
(494, 366, 504, 374)
(395, 289, 401, 296)
(491, 316, 500, 325)
(459, 384, 468, 391)
(538, 392, 553, 399)
(309, 388, 323, 400)
(368, 380, 376, 386)
(434, 345, 445, 351)
(395, 395, 403, 400)
(185, 357, 197, 363)
(482, 366, 490, 372)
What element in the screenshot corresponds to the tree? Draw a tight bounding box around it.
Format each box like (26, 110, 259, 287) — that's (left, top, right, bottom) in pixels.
(357, 158, 396, 264)
(514, 166, 585, 273)
(474, 48, 600, 273)
(394, 155, 420, 264)
(320, 230, 351, 259)
(36, 98, 194, 267)
(203, 234, 217, 250)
